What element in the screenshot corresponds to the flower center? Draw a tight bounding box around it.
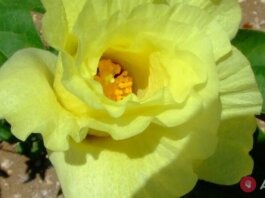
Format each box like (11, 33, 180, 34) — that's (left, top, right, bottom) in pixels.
(94, 59, 133, 101)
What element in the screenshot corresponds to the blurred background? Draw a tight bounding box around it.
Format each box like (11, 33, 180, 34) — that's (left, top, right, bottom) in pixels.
(240, 0, 265, 30)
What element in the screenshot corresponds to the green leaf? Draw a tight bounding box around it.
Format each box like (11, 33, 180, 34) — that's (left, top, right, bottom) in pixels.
(0, 51, 7, 66)
(0, 7, 44, 52)
(0, 124, 12, 141)
(257, 129, 265, 144)
(0, 0, 44, 12)
(232, 29, 265, 113)
(31, 141, 40, 153)
(0, 31, 35, 57)
(0, 2, 45, 59)
(232, 29, 265, 65)
(15, 143, 24, 153)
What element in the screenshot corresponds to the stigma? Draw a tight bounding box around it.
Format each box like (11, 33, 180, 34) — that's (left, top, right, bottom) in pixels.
(94, 59, 133, 101)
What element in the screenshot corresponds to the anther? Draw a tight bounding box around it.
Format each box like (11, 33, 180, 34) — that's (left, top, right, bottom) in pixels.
(94, 59, 133, 101)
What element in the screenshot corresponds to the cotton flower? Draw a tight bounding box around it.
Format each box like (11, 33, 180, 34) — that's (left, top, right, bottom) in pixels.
(0, 0, 262, 197)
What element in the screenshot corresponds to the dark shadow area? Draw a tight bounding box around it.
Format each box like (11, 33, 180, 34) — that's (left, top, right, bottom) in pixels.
(0, 168, 9, 178)
(64, 123, 189, 165)
(24, 154, 51, 182)
(21, 134, 52, 182)
(64, 99, 220, 166)
(256, 113, 265, 121)
(0, 121, 18, 144)
(57, 187, 63, 197)
(1, 120, 52, 182)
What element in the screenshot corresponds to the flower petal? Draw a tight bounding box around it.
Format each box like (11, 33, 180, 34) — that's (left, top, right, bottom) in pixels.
(195, 47, 263, 184)
(42, 0, 69, 49)
(74, 2, 231, 63)
(203, 0, 241, 39)
(195, 116, 256, 184)
(52, 15, 223, 141)
(42, 0, 155, 51)
(49, 131, 197, 197)
(218, 47, 262, 119)
(170, 0, 241, 39)
(42, 0, 88, 50)
(49, 99, 221, 197)
(0, 49, 79, 151)
(42, 0, 86, 32)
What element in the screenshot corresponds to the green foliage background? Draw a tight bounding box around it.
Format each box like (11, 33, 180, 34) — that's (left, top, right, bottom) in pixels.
(0, 0, 44, 66)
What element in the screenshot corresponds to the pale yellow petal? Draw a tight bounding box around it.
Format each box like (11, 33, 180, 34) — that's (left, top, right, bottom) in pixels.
(195, 47, 263, 184)
(72, 2, 231, 68)
(0, 49, 79, 151)
(129, 3, 231, 61)
(170, 0, 241, 39)
(49, 129, 196, 198)
(203, 0, 241, 39)
(218, 47, 262, 119)
(41, 0, 69, 49)
(53, 11, 222, 140)
(196, 116, 256, 184)
(49, 98, 221, 197)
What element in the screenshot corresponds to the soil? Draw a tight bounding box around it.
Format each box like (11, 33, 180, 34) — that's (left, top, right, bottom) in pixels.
(240, 0, 265, 29)
(0, 142, 63, 198)
(0, 1, 265, 198)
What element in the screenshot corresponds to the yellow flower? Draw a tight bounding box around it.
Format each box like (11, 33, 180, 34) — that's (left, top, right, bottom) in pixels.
(0, 0, 263, 197)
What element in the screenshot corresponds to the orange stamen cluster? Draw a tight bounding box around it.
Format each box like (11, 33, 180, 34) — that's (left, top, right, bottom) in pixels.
(94, 59, 133, 101)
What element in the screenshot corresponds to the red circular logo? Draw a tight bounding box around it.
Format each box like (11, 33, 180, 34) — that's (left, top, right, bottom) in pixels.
(240, 176, 257, 193)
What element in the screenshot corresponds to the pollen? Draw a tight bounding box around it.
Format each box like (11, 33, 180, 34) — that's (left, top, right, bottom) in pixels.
(94, 59, 133, 101)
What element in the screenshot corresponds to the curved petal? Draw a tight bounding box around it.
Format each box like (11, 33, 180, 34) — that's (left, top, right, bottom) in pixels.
(49, 98, 221, 198)
(42, 0, 155, 51)
(128, 2, 231, 61)
(54, 47, 216, 141)
(49, 131, 197, 198)
(74, 2, 231, 64)
(195, 116, 256, 184)
(54, 20, 220, 139)
(41, 0, 88, 51)
(41, 0, 69, 49)
(203, 0, 241, 39)
(170, 0, 241, 39)
(42, 0, 86, 32)
(218, 47, 262, 119)
(195, 47, 263, 184)
(0, 49, 79, 151)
